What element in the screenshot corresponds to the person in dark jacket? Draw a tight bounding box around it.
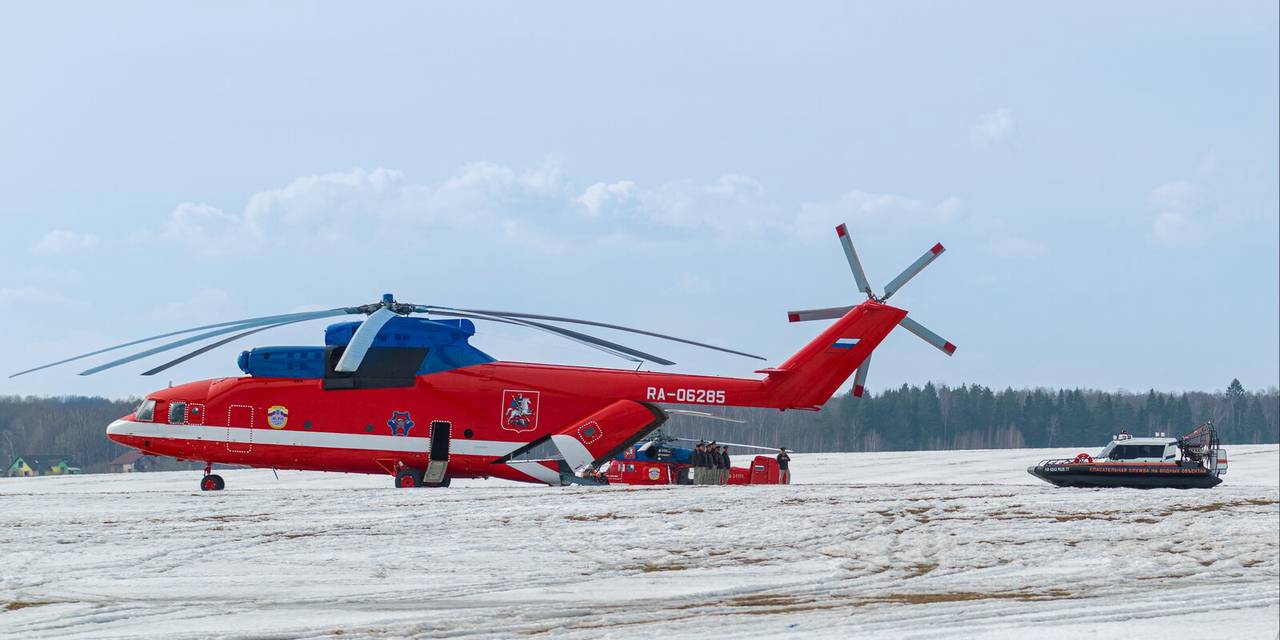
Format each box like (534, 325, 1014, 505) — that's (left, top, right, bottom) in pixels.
(777, 448, 791, 484)
(720, 446, 731, 484)
(707, 442, 719, 485)
(693, 442, 707, 484)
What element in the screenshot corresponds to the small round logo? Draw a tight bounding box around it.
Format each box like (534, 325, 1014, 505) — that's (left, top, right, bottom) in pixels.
(647, 467, 661, 481)
(267, 405, 288, 429)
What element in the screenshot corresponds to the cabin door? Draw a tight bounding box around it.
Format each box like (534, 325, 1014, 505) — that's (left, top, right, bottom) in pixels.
(226, 405, 254, 453)
(422, 421, 451, 485)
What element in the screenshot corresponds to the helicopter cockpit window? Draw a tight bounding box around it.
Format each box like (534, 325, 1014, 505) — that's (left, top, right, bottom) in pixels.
(135, 399, 156, 422)
(168, 401, 187, 425)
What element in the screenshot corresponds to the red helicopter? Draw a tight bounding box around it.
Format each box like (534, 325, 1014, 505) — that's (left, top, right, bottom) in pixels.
(13, 223, 955, 491)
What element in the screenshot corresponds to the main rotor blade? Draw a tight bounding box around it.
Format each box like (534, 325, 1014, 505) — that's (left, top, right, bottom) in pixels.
(334, 307, 399, 373)
(882, 243, 946, 301)
(852, 353, 871, 397)
(898, 316, 957, 356)
(664, 409, 747, 424)
(429, 309, 665, 365)
(423, 306, 765, 361)
(141, 320, 305, 376)
(786, 305, 854, 323)
(11, 307, 350, 378)
(836, 223, 874, 297)
(668, 436, 793, 452)
(78, 309, 350, 376)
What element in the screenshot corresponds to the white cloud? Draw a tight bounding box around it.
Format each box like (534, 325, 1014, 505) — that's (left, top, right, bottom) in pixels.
(970, 108, 1015, 144)
(986, 236, 1048, 259)
(30, 230, 99, 254)
(151, 162, 577, 259)
(796, 191, 961, 237)
(143, 161, 963, 260)
(577, 180, 639, 217)
(1147, 181, 1205, 248)
(574, 173, 775, 233)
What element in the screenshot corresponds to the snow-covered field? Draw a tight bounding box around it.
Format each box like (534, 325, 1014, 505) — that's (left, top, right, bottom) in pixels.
(2, 446, 1277, 639)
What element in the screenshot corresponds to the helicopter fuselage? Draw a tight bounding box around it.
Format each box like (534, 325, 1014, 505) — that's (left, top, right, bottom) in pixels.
(106, 301, 908, 486)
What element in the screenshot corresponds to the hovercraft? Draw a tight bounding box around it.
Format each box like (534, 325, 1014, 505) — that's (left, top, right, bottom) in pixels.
(1028, 422, 1227, 489)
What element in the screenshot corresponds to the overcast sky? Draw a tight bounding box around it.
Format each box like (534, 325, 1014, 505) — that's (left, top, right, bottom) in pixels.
(1, 1, 1277, 399)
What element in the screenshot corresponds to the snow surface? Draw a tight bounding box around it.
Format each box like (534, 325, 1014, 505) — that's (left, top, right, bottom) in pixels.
(1, 446, 1277, 639)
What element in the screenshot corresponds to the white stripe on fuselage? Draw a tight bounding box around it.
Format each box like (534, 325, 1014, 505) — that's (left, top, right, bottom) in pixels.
(106, 419, 522, 457)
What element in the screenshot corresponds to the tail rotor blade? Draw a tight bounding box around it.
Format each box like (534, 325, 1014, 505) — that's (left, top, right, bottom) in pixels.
(786, 305, 854, 323)
(882, 243, 945, 301)
(334, 307, 399, 372)
(836, 223, 875, 297)
(898, 316, 957, 356)
(852, 353, 871, 397)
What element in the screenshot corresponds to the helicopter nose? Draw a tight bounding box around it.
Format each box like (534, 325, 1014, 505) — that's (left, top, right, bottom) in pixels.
(106, 418, 135, 444)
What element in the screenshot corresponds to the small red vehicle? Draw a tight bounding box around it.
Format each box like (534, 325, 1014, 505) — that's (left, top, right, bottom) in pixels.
(600, 432, 791, 485)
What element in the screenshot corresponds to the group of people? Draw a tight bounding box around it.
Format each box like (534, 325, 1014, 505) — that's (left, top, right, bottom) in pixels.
(691, 441, 730, 484)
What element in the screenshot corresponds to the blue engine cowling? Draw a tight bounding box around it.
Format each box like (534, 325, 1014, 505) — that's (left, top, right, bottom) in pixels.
(237, 316, 494, 378)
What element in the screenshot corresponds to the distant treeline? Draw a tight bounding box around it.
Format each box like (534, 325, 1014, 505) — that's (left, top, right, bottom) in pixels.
(0, 395, 139, 473)
(1, 380, 1276, 472)
(666, 379, 1279, 453)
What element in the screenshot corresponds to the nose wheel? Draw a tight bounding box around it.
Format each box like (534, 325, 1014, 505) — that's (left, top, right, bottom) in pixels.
(200, 474, 225, 491)
(200, 461, 225, 491)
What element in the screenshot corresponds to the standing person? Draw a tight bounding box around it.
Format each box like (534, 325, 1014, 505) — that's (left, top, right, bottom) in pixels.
(708, 442, 718, 485)
(693, 442, 707, 485)
(777, 448, 791, 484)
(721, 446, 731, 484)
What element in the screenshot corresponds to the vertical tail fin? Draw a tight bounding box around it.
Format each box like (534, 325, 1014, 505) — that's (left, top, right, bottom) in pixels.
(764, 302, 906, 409)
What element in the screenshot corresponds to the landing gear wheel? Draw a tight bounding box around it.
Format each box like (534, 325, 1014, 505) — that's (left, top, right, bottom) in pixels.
(200, 474, 225, 491)
(395, 469, 423, 488)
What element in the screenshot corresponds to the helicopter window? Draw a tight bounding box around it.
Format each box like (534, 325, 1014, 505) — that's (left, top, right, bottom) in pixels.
(135, 399, 156, 422)
(168, 402, 187, 425)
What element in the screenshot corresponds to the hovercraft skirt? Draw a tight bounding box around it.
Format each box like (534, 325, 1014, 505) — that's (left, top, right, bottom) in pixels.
(1027, 463, 1222, 489)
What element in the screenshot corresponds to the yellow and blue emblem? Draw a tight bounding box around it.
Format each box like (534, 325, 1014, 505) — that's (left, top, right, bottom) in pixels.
(267, 405, 289, 429)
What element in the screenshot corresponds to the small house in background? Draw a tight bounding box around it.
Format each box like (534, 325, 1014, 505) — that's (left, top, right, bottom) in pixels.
(110, 450, 149, 473)
(5, 455, 80, 477)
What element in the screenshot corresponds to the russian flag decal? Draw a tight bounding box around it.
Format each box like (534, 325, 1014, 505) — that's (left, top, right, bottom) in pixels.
(832, 337, 860, 349)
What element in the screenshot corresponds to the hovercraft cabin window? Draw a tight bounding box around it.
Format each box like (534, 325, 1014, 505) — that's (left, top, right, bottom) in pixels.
(321, 344, 427, 390)
(1109, 445, 1166, 460)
